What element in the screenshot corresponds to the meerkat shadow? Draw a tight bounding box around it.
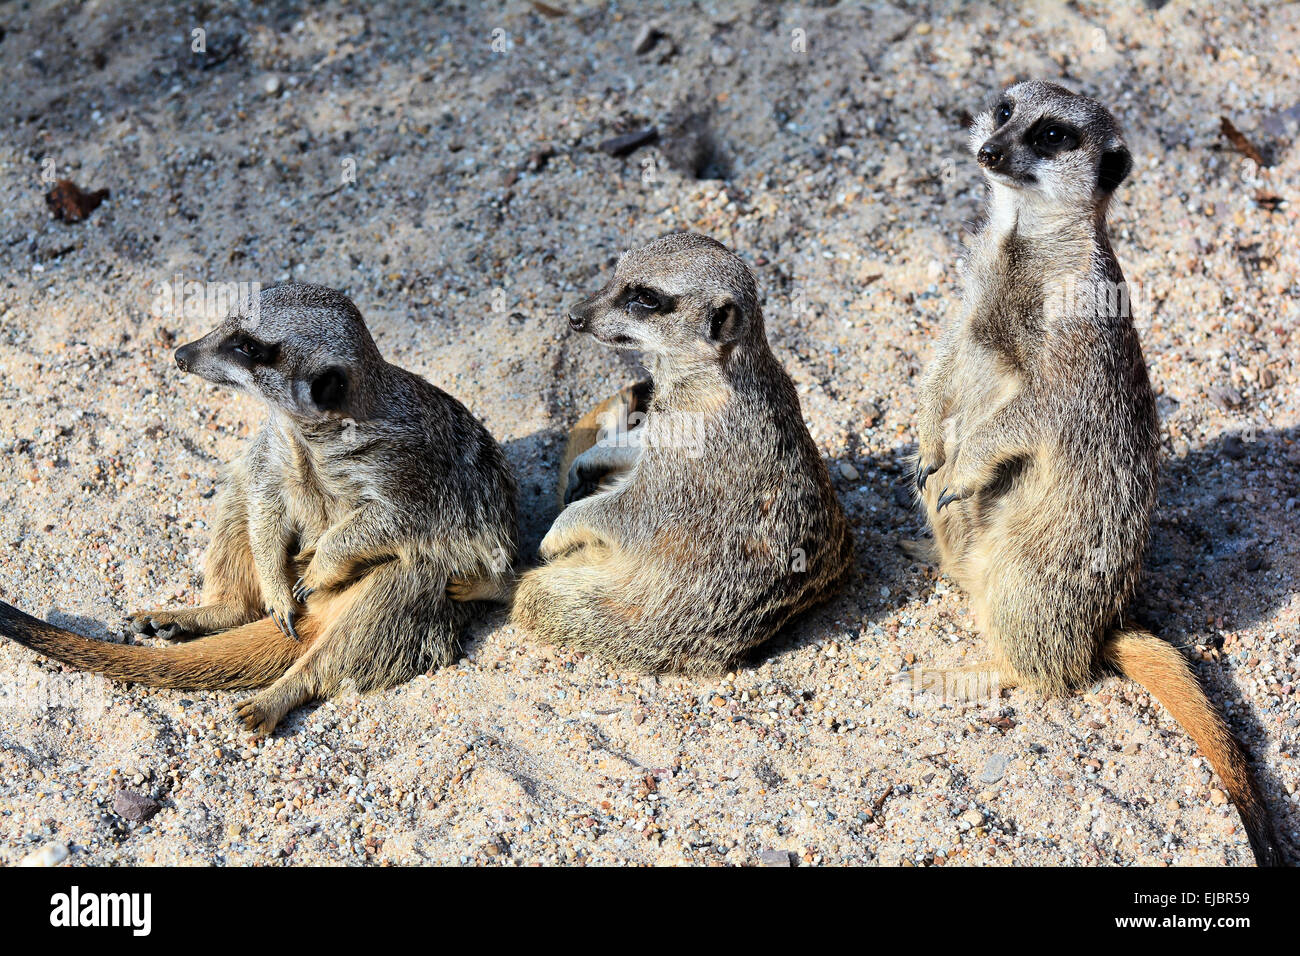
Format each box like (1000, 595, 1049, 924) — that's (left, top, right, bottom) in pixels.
(748, 447, 923, 671)
(1136, 424, 1299, 857)
(1138, 424, 1298, 636)
(449, 427, 568, 662)
(499, 428, 570, 558)
(44, 609, 116, 641)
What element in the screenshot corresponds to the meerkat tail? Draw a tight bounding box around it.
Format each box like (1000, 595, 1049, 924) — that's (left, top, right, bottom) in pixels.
(558, 380, 653, 504)
(1103, 628, 1282, 867)
(0, 600, 314, 691)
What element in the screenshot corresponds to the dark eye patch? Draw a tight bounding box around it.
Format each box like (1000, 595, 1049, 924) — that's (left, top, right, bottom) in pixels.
(224, 333, 279, 366)
(620, 285, 673, 315)
(1026, 120, 1080, 156)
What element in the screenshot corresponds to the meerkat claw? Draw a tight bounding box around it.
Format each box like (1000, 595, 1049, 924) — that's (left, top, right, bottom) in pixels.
(292, 577, 314, 604)
(916, 463, 938, 491)
(936, 487, 967, 512)
(271, 609, 300, 642)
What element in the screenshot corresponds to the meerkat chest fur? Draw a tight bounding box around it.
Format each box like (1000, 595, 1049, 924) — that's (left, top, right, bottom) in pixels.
(951, 192, 1101, 426)
(265, 417, 373, 545)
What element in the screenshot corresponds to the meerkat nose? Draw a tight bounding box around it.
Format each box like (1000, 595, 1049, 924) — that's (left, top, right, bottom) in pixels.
(977, 144, 1005, 170)
(568, 310, 587, 332)
(174, 343, 196, 371)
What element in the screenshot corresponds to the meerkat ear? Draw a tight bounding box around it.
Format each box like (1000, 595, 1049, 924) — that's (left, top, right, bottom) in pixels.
(706, 302, 741, 344)
(309, 366, 348, 412)
(1097, 145, 1132, 193)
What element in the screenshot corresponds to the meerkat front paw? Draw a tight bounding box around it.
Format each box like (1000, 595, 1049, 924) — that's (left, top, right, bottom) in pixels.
(935, 484, 973, 512)
(264, 589, 303, 642)
(914, 441, 946, 491)
(128, 608, 200, 640)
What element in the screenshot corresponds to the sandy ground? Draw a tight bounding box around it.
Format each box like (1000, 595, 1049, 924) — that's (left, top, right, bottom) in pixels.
(0, 0, 1296, 866)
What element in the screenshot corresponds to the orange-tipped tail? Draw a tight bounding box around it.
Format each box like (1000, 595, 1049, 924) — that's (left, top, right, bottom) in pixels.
(1104, 628, 1283, 866)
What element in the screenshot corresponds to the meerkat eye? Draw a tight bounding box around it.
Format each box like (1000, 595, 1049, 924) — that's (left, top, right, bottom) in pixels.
(1034, 124, 1078, 152)
(627, 287, 663, 314)
(995, 102, 1013, 125)
(228, 334, 275, 364)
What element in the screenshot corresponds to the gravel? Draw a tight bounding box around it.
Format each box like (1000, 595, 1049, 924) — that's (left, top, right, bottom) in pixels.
(0, 2, 1296, 866)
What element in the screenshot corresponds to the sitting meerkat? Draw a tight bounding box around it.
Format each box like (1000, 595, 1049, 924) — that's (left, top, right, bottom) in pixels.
(912, 81, 1282, 865)
(508, 233, 851, 674)
(0, 283, 517, 733)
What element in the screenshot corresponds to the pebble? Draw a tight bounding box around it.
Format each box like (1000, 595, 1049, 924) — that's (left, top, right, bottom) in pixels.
(979, 754, 1009, 785)
(839, 462, 860, 480)
(113, 789, 161, 823)
(19, 842, 69, 867)
(633, 25, 665, 55)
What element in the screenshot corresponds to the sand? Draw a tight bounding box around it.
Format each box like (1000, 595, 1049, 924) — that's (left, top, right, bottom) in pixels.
(0, 1, 1296, 865)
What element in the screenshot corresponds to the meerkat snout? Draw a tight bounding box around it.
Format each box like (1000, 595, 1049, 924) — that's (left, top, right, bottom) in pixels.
(975, 142, 1006, 171)
(174, 342, 196, 372)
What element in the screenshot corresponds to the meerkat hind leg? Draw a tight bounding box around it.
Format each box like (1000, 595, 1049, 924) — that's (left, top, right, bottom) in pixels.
(128, 604, 261, 640)
(910, 660, 1022, 704)
(236, 561, 460, 733)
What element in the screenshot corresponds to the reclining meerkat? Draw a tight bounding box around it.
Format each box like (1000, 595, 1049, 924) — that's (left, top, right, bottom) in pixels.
(911, 81, 1282, 865)
(507, 233, 851, 674)
(0, 283, 517, 734)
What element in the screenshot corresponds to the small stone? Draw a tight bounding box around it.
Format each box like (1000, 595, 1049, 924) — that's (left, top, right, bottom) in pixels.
(1206, 384, 1242, 411)
(20, 842, 69, 867)
(263, 75, 281, 95)
(710, 45, 735, 67)
(113, 789, 161, 823)
(960, 809, 984, 827)
(839, 462, 860, 480)
(759, 849, 792, 867)
(1209, 788, 1228, 806)
(979, 754, 1009, 784)
(633, 25, 664, 55)
(599, 127, 659, 157)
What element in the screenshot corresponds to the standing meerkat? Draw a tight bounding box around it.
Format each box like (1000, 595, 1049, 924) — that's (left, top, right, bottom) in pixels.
(912, 81, 1281, 865)
(509, 233, 851, 674)
(0, 283, 517, 733)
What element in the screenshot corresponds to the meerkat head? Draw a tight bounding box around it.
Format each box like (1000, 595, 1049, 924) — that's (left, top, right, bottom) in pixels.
(969, 80, 1132, 212)
(173, 283, 382, 421)
(566, 232, 762, 368)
